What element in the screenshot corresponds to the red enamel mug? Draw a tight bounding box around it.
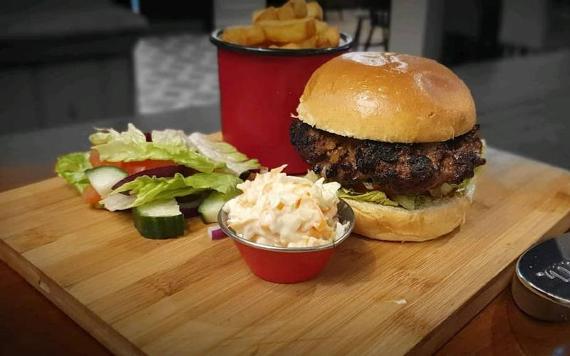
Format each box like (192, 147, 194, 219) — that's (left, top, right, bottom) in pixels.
(210, 30, 353, 174)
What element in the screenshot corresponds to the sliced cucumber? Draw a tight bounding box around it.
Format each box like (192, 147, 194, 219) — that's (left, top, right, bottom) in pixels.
(133, 199, 185, 239)
(86, 166, 128, 197)
(198, 191, 228, 223)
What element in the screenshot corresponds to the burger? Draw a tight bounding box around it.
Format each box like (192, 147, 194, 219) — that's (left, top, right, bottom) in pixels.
(289, 52, 486, 242)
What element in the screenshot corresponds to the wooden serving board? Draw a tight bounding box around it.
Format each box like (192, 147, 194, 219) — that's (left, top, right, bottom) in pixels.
(1, 148, 569, 355)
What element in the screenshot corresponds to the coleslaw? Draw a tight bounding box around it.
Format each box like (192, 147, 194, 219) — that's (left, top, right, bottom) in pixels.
(223, 166, 347, 248)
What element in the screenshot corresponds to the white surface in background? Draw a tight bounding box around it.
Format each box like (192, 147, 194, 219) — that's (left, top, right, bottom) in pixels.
(135, 34, 219, 114)
(389, 0, 443, 59)
(214, 0, 264, 29)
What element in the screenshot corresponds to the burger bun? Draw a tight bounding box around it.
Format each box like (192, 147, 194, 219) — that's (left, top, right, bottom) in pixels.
(296, 52, 476, 143)
(345, 188, 475, 242)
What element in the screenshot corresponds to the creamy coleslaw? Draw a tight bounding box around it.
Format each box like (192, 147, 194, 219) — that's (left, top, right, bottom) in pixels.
(223, 166, 347, 247)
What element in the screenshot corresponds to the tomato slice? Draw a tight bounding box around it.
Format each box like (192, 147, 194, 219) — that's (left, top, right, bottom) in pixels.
(89, 149, 102, 167)
(89, 149, 176, 175)
(121, 160, 176, 175)
(82, 185, 102, 206)
(89, 149, 122, 169)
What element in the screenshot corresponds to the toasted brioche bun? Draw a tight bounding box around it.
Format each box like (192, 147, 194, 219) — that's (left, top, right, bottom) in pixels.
(296, 52, 476, 143)
(345, 185, 475, 242)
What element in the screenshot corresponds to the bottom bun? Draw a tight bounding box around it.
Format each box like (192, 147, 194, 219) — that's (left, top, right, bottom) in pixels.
(345, 189, 475, 242)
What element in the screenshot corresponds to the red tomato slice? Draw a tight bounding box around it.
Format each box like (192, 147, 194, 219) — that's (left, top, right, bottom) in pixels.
(121, 160, 176, 175)
(89, 149, 176, 175)
(89, 149, 122, 169)
(89, 149, 102, 167)
(82, 185, 101, 206)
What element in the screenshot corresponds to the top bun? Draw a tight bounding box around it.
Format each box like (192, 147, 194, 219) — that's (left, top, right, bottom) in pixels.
(296, 52, 476, 143)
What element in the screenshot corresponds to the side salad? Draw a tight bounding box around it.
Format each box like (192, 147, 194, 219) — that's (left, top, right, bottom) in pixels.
(55, 124, 260, 239)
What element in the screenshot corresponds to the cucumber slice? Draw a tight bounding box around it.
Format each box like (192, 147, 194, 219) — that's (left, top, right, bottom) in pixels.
(133, 199, 185, 239)
(198, 191, 228, 223)
(86, 166, 128, 197)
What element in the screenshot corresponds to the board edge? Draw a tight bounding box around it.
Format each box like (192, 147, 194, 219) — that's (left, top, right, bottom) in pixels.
(0, 239, 144, 356)
(408, 210, 570, 355)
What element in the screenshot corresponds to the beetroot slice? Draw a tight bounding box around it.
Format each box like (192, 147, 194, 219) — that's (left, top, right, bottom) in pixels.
(112, 165, 194, 191)
(176, 191, 208, 203)
(177, 194, 205, 218)
(179, 206, 199, 218)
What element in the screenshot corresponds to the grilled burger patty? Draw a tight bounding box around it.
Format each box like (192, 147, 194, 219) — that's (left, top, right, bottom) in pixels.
(290, 119, 486, 196)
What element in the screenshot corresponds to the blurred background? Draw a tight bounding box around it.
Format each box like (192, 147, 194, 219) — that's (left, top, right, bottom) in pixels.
(1, 0, 569, 188)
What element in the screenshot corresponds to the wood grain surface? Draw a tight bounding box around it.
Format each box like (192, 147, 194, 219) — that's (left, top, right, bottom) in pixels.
(0, 259, 110, 355)
(437, 289, 570, 355)
(2, 260, 569, 356)
(1, 148, 569, 355)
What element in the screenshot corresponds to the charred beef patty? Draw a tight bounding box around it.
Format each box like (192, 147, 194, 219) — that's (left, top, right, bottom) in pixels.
(290, 119, 486, 196)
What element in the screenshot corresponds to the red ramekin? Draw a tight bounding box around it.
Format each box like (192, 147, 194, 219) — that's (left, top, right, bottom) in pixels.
(210, 30, 353, 174)
(218, 200, 355, 284)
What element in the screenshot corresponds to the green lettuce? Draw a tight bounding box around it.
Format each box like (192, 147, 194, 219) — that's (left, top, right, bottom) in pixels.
(393, 195, 434, 210)
(428, 178, 473, 198)
(187, 132, 260, 175)
(54, 152, 92, 193)
(89, 123, 146, 145)
(338, 189, 399, 207)
(151, 128, 189, 152)
(339, 188, 434, 210)
(339, 176, 473, 210)
(90, 124, 222, 173)
(108, 172, 242, 208)
(455, 177, 472, 193)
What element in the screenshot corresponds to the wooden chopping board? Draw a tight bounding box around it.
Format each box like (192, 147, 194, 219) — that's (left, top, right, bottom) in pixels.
(1, 148, 569, 356)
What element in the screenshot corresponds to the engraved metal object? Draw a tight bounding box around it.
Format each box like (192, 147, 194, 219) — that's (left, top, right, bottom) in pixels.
(512, 233, 570, 321)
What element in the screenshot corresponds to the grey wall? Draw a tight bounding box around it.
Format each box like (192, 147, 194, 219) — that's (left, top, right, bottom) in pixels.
(500, 0, 548, 49)
(214, 0, 265, 28)
(0, 57, 134, 134)
(389, 0, 444, 59)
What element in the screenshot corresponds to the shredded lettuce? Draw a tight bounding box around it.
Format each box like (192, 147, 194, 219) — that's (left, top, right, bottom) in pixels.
(55, 152, 92, 193)
(89, 123, 146, 145)
(106, 172, 242, 209)
(393, 195, 434, 210)
(187, 132, 260, 175)
(454, 178, 472, 193)
(151, 128, 189, 151)
(338, 189, 399, 207)
(90, 124, 222, 173)
(339, 177, 473, 210)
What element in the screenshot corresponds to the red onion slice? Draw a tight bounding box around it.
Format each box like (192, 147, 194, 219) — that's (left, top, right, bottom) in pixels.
(208, 225, 226, 240)
(177, 194, 205, 218)
(180, 206, 199, 218)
